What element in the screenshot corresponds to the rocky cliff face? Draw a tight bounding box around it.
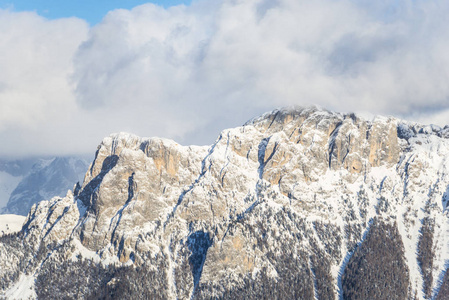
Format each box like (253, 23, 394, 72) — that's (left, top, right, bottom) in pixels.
(1, 106, 449, 299)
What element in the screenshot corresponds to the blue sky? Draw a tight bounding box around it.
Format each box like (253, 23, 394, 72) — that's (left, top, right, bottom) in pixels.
(0, 0, 192, 24)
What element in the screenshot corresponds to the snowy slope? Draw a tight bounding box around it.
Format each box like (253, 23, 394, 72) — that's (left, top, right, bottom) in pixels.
(0, 214, 26, 236)
(0, 172, 22, 211)
(1, 107, 449, 299)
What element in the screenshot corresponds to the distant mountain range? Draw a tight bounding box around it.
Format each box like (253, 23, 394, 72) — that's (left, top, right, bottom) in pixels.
(1, 106, 449, 299)
(0, 157, 89, 216)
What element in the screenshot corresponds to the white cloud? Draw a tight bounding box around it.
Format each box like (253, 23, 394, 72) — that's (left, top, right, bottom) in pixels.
(0, 10, 88, 130)
(2, 0, 449, 157)
(0, 9, 89, 157)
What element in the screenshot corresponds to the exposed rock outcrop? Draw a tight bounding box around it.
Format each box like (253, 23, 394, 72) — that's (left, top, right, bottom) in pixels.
(1, 106, 449, 300)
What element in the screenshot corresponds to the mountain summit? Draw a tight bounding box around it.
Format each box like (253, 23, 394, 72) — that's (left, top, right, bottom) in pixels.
(1, 106, 449, 299)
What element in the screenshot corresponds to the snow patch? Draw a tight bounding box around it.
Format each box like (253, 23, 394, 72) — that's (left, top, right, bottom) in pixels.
(0, 214, 26, 236)
(0, 171, 22, 211)
(3, 274, 36, 300)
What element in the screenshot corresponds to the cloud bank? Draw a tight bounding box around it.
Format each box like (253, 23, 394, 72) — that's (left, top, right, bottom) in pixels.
(2, 0, 449, 157)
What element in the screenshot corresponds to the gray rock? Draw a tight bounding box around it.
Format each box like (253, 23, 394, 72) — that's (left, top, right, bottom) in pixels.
(2, 106, 449, 300)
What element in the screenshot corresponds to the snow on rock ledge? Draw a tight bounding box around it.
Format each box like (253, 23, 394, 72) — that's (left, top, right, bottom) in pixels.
(2, 106, 449, 299)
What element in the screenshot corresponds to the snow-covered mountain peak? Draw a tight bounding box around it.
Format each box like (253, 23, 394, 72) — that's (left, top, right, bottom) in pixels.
(2, 107, 449, 299)
(1, 156, 88, 216)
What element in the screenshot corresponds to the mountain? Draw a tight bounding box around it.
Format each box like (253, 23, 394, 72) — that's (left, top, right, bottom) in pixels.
(0, 158, 38, 177)
(0, 158, 37, 210)
(0, 157, 89, 216)
(1, 106, 449, 299)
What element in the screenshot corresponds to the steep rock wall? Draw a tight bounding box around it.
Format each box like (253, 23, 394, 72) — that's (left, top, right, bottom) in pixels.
(2, 106, 449, 299)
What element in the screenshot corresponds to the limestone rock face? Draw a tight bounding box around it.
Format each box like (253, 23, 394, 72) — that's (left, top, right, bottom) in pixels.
(2, 106, 449, 300)
(23, 191, 80, 246)
(75, 134, 208, 255)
